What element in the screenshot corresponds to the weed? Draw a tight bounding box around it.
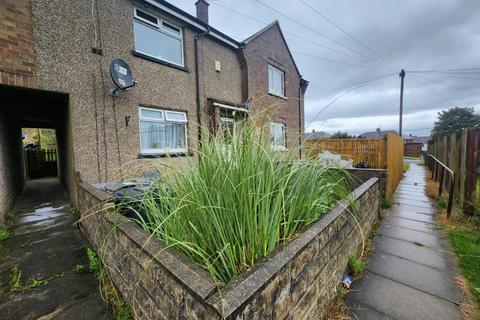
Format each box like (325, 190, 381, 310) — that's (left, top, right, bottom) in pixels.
(438, 195, 447, 209)
(403, 162, 410, 172)
(336, 286, 346, 299)
(75, 264, 85, 272)
(0, 228, 10, 241)
(87, 248, 101, 272)
(381, 197, 393, 209)
(348, 254, 366, 274)
(27, 278, 49, 288)
(9, 266, 22, 292)
(413, 241, 424, 247)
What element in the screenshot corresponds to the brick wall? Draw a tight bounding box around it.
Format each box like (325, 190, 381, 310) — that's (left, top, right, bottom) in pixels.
(78, 177, 380, 319)
(0, 0, 36, 87)
(404, 143, 423, 157)
(242, 22, 305, 152)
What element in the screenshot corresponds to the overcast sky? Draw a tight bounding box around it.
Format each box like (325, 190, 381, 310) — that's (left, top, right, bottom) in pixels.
(170, 0, 480, 136)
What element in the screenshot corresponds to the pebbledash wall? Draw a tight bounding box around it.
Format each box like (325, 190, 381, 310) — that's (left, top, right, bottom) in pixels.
(77, 177, 380, 319)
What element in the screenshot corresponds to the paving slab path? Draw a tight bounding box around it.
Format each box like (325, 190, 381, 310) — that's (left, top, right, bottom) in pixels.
(0, 178, 111, 319)
(345, 160, 464, 320)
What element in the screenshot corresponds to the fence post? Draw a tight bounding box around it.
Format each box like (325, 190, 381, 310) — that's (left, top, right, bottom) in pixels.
(438, 166, 444, 197)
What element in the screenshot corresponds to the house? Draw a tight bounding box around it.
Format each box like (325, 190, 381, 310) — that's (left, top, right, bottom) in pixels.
(304, 130, 331, 140)
(404, 134, 429, 156)
(358, 128, 398, 139)
(0, 0, 308, 220)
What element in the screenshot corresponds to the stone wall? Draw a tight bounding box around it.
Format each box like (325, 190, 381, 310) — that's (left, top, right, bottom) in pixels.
(348, 168, 387, 197)
(78, 177, 380, 319)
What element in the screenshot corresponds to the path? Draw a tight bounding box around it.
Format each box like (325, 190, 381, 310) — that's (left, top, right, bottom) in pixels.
(0, 178, 111, 319)
(345, 160, 464, 319)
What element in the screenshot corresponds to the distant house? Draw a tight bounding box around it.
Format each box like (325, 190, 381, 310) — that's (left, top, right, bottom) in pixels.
(305, 130, 330, 140)
(358, 128, 398, 139)
(404, 134, 430, 156)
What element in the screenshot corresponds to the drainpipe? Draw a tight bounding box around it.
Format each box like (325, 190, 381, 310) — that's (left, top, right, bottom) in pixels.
(194, 29, 209, 149)
(298, 82, 302, 158)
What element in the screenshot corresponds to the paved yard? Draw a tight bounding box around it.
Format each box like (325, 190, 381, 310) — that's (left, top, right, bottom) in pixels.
(0, 178, 111, 319)
(345, 161, 464, 319)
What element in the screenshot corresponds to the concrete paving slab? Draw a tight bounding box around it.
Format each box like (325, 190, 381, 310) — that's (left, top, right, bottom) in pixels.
(346, 300, 394, 320)
(384, 207, 435, 223)
(366, 252, 463, 303)
(394, 198, 434, 208)
(379, 223, 448, 249)
(372, 236, 450, 270)
(345, 273, 462, 320)
(382, 215, 437, 233)
(390, 203, 436, 214)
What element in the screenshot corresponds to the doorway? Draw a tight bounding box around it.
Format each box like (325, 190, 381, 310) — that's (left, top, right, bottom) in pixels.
(22, 128, 58, 179)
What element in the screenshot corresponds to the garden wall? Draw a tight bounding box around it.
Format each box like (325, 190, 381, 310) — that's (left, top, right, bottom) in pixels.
(347, 168, 387, 197)
(77, 177, 380, 319)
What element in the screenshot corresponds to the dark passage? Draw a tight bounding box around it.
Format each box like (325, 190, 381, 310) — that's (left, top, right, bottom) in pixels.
(0, 178, 111, 319)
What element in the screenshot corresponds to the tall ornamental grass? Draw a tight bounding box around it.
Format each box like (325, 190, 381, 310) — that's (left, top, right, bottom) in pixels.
(128, 122, 353, 283)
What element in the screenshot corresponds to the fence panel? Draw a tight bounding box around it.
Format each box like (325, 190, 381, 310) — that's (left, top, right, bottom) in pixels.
(305, 139, 386, 169)
(386, 133, 404, 197)
(306, 134, 404, 197)
(427, 128, 480, 214)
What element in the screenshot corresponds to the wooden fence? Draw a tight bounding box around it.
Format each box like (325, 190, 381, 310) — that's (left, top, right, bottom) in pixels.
(25, 149, 57, 178)
(306, 133, 404, 197)
(427, 128, 480, 214)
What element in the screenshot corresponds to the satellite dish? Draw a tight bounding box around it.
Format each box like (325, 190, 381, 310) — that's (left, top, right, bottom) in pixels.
(108, 58, 136, 96)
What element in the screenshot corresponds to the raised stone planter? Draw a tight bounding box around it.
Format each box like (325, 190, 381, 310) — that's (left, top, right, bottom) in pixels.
(77, 177, 380, 319)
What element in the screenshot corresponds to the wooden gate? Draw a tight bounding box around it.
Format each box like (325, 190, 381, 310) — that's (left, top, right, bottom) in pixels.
(25, 149, 58, 179)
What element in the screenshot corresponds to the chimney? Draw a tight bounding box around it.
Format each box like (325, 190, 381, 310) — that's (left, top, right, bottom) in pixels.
(376, 128, 381, 132)
(195, 0, 209, 24)
(312, 129, 315, 133)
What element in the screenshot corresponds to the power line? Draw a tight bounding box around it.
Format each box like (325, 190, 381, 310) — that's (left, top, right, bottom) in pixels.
(305, 73, 395, 130)
(253, 0, 391, 69)
(298, 0, 397, 70)
(307, 74, 393, 96)
(407, 67, 480, 74)
(413, 73, 480, 95)
(292, 51, 389, 70)
(211, 2, 389, 69)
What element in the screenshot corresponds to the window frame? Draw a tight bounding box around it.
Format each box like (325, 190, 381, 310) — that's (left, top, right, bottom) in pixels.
(268, 65, 285, 98)
(270, 122, 287, 150)
(138, 106, 188, 155)
(133, 7, 185, 67)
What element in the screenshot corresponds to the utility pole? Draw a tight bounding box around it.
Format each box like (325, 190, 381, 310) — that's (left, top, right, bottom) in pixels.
(399, 69, 406, 137)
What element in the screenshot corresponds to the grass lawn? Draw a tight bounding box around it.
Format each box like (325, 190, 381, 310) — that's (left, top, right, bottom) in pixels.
(448, 226, 480, 305)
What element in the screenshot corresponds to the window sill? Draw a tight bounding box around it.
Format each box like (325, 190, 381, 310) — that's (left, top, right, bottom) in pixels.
(132, 50, 189, 73)
(268, 92, 288, 100)
(138, 152, 192, 159)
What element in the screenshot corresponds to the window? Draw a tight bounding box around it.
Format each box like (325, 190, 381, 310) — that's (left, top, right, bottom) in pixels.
(133, 8, 184, 66)
(139, 107, 187, 154)
(220, 117, 235, 143)
(270, 122, 286, 150)
(268, 65, 285, 97)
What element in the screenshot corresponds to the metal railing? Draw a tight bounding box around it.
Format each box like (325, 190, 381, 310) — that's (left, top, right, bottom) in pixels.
(426, 154, 455, 217)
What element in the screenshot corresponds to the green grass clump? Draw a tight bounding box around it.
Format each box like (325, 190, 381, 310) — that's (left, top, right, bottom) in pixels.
(381, 197, 393, 209)
(129, 122, 353, 283)
(403, 162, 410, 172)
(0, 228, 10, 241)
(348, 254, 366, 274)
(87, 248, 101, 272)
(448, 228, 480, 305)
(438, 195, 447, 209)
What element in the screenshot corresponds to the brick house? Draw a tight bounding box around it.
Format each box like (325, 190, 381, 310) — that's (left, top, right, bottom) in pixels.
(0, 0, 308, 220)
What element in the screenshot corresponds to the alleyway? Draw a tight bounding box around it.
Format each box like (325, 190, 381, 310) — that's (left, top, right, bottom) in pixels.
(0, 178, 111, 319)
(345, 161, 464, 319)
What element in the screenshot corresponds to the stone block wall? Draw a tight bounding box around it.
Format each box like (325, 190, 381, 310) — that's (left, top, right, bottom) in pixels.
(78, 178, 380, 319)
(347, 168, 387, 197)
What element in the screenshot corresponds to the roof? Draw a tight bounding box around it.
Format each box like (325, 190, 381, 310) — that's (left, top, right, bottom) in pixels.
(305, 131, 330, 140)
(406, 136, 430, 144)
(241, 21, 302, 77)
(358, 130, 398, 139)
(147, 0, 240, 48)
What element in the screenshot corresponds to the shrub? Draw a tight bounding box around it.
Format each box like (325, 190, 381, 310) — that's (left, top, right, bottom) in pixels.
(128, 122, 353, 283)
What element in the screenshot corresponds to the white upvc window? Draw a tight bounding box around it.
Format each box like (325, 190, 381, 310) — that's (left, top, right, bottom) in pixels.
(268, 65, 285, 97)
(133, 7, 184, 67)
(270, 122, 286, 150)
(139, 107, 187, 154)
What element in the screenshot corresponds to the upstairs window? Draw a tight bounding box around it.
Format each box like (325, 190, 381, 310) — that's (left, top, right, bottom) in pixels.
(270, 122, 286, 150)
(133, 8, 184, 67)
(268, 65, 285, 97)
(139, 107, 187, 154)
